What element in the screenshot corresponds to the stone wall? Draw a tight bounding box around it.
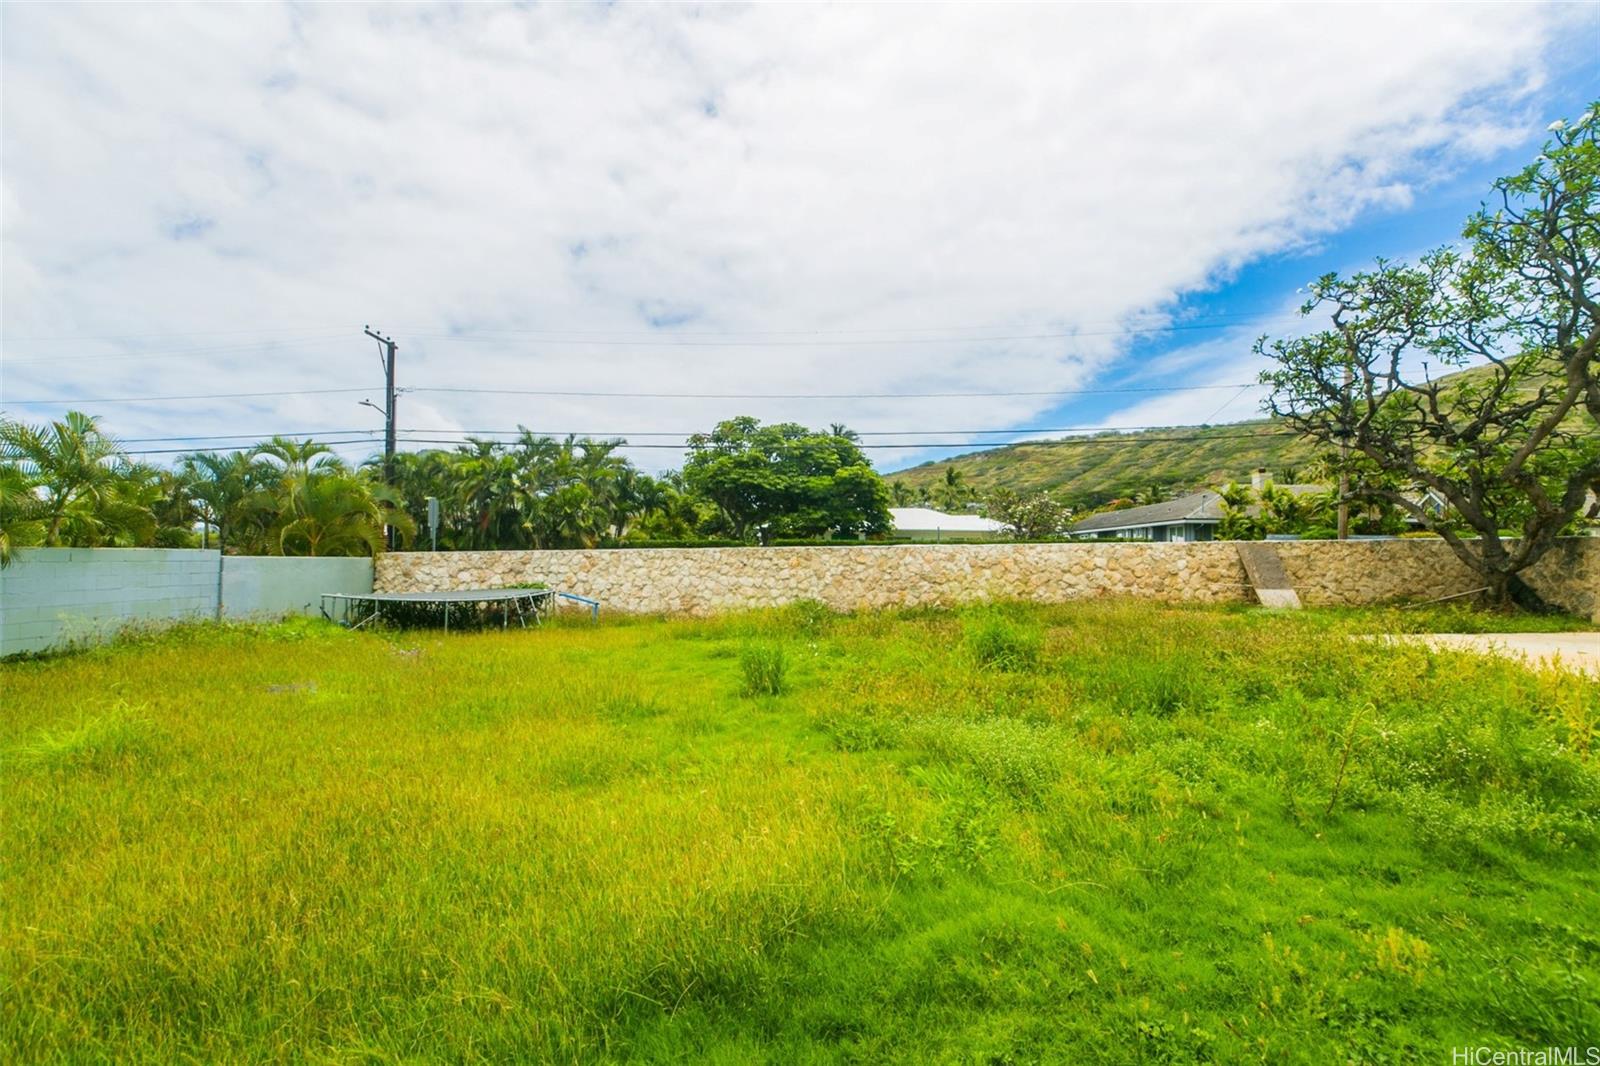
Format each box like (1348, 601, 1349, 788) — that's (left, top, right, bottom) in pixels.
(377, 543, 1251, 614)
(375, 538, 1599, 618)
(1275, 538, 1598, 615)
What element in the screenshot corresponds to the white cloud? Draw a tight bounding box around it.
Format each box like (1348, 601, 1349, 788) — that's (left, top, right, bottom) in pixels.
(0, 2, 1587, 468)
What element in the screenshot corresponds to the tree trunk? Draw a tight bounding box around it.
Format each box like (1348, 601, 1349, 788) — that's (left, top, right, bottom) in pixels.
(1481, 567, 1556, 612)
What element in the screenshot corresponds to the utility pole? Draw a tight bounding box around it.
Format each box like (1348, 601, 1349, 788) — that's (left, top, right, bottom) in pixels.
(363, 326, 399, 548)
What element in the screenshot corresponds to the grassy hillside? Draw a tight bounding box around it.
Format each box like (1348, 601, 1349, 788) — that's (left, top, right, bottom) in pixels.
(887, 418, 1320, 508)
(888, 360, 1584, 509)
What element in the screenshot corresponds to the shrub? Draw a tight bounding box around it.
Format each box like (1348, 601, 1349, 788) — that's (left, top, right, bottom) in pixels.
(740, 641, 788, 697)
(963, 612, 1042, 671)
(907, 717, 1063, 808)
(780, 598, 836, 636)
(7, 702, 160, 772)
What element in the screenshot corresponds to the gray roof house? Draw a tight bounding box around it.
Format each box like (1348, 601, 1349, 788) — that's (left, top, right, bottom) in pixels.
(1070, 471, 1328, 542)
(1069, 491, 1225, 542)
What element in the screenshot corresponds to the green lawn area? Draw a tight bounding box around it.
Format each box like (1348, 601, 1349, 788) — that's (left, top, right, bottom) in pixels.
(3, 603, 1597, 1063)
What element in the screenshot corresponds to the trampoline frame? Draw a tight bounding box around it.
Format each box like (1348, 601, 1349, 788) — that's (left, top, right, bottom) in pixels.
(320, 588, 556, 632)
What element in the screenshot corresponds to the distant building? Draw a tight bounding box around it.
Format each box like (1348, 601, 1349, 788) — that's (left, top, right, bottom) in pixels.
(889, 507, 1005, 542)
(1068, 490, 1225, 542)
(1069, 470, 1324, 542)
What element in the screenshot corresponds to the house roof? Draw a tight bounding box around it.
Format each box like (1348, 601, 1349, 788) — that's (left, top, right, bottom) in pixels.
(889, 507, 1005, 533)
(1070, 491, 1224, 533)
(1070, 484, 1328, 534)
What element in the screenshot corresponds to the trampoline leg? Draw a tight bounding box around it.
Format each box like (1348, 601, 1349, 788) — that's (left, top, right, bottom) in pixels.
(444, 602, 450, 633)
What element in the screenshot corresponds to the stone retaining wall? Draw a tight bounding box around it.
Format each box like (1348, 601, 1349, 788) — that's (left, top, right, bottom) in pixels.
(1274, 538, 1598, 615)
(377, 538, 1599, 618)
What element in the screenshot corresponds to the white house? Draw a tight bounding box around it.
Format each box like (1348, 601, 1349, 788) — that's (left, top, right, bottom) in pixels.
(888, 507, 1005, 542)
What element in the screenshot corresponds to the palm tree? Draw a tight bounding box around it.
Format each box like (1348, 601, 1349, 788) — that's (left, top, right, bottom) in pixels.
(455, 439, 522, 549)
(252, 437, 344, 481)
(0, 459, 45, 567)
(182, 450, 273, 553)
(0, 412, 151, 547)
(573, 438, 629, 545)
(382, 449, 459, 548)
(253, 437, 346, 526)
(933, 465, 969, 511)
(274, 472, 412, 556)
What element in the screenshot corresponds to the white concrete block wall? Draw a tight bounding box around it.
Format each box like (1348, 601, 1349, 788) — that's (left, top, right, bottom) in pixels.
(0, 549, 375, 656)
(1, 548, 219, 655)
(220, 556, 373, 620)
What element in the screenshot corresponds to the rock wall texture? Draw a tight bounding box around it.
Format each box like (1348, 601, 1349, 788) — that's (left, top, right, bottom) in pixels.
(1274, 538, 1598, 616)
(377, 538, 1599, 618)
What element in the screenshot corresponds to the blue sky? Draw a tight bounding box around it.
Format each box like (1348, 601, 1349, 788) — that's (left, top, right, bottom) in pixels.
(1031, 46, 1600, 449)
(3, 3, 1597, 474)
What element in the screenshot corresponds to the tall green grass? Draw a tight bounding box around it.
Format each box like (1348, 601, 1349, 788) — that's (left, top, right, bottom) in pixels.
(2, 604, 1596, 1062)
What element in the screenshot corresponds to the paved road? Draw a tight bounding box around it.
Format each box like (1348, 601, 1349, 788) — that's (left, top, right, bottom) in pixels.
(1391, 632, 1600, 676)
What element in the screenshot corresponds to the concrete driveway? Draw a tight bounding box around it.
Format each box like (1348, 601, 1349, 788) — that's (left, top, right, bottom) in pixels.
(1390, 632, 1600, 676)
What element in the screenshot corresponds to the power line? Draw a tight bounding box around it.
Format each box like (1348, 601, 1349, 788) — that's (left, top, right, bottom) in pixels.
(407, 383, 1256, 400)
(2, 381, 1260, 405)
(120, 438, 383, 456)
(4, 308, 1291, 344)
(115, 422, 1280, 443)
(381, 421, 1276, 438)
(116, 428, 1295, 457)
(3, 387, 372, 405)
(381, 431, 1296, 450)
(120, 429, 379, 443)
(2, 324, 354, 342)
(404, 320, 1290, 347)
(2, 311, 1298, 364)
(2, 334, 355, 366)
(397, 308, 1293, 340)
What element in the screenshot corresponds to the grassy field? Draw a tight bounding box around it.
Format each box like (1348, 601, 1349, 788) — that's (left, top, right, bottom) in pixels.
(3, 603, 1598, 1063)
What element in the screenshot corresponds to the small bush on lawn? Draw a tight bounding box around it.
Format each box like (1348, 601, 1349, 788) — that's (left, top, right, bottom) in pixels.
(963, 611, 1042, 671)
(740, 641, 788, 696)
(7, 702, 160, 772)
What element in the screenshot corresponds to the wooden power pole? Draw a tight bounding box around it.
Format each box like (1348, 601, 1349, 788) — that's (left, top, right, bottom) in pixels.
(363, 326, 399, 548)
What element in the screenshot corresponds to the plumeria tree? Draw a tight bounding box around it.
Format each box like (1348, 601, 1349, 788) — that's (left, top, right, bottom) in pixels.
(1259, 104, 1600, 607)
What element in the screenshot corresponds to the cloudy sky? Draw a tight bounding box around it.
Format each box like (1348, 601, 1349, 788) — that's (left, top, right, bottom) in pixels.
(3, 2, 1597, 472)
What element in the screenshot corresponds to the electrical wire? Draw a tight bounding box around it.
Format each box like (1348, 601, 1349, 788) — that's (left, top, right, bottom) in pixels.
(5, 308, 1292, 344)
(406, 383, 1256, 400)
(401, 319, 1292, 347)
(2, 332, 359, 365)
(2, 309, 1298, 364)
(4, 381, 1260, 405)
(3, 387, 375, 405)
(383, 432, 1295, 450)
(117, 428, 1294, 457)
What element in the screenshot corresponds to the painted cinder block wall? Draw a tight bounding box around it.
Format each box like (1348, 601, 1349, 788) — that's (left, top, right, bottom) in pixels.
(1, 548, 220, 655)
(220, 556, 374, 620)
(0, 549, 374, 656)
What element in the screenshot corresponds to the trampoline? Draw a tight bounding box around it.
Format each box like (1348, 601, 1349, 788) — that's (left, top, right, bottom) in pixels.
(321, 588, 556, 632)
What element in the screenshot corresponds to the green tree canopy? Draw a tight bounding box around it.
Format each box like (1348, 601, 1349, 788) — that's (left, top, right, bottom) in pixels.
(1259, 103, 1600, 607)
(682, 418, 891, 541)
